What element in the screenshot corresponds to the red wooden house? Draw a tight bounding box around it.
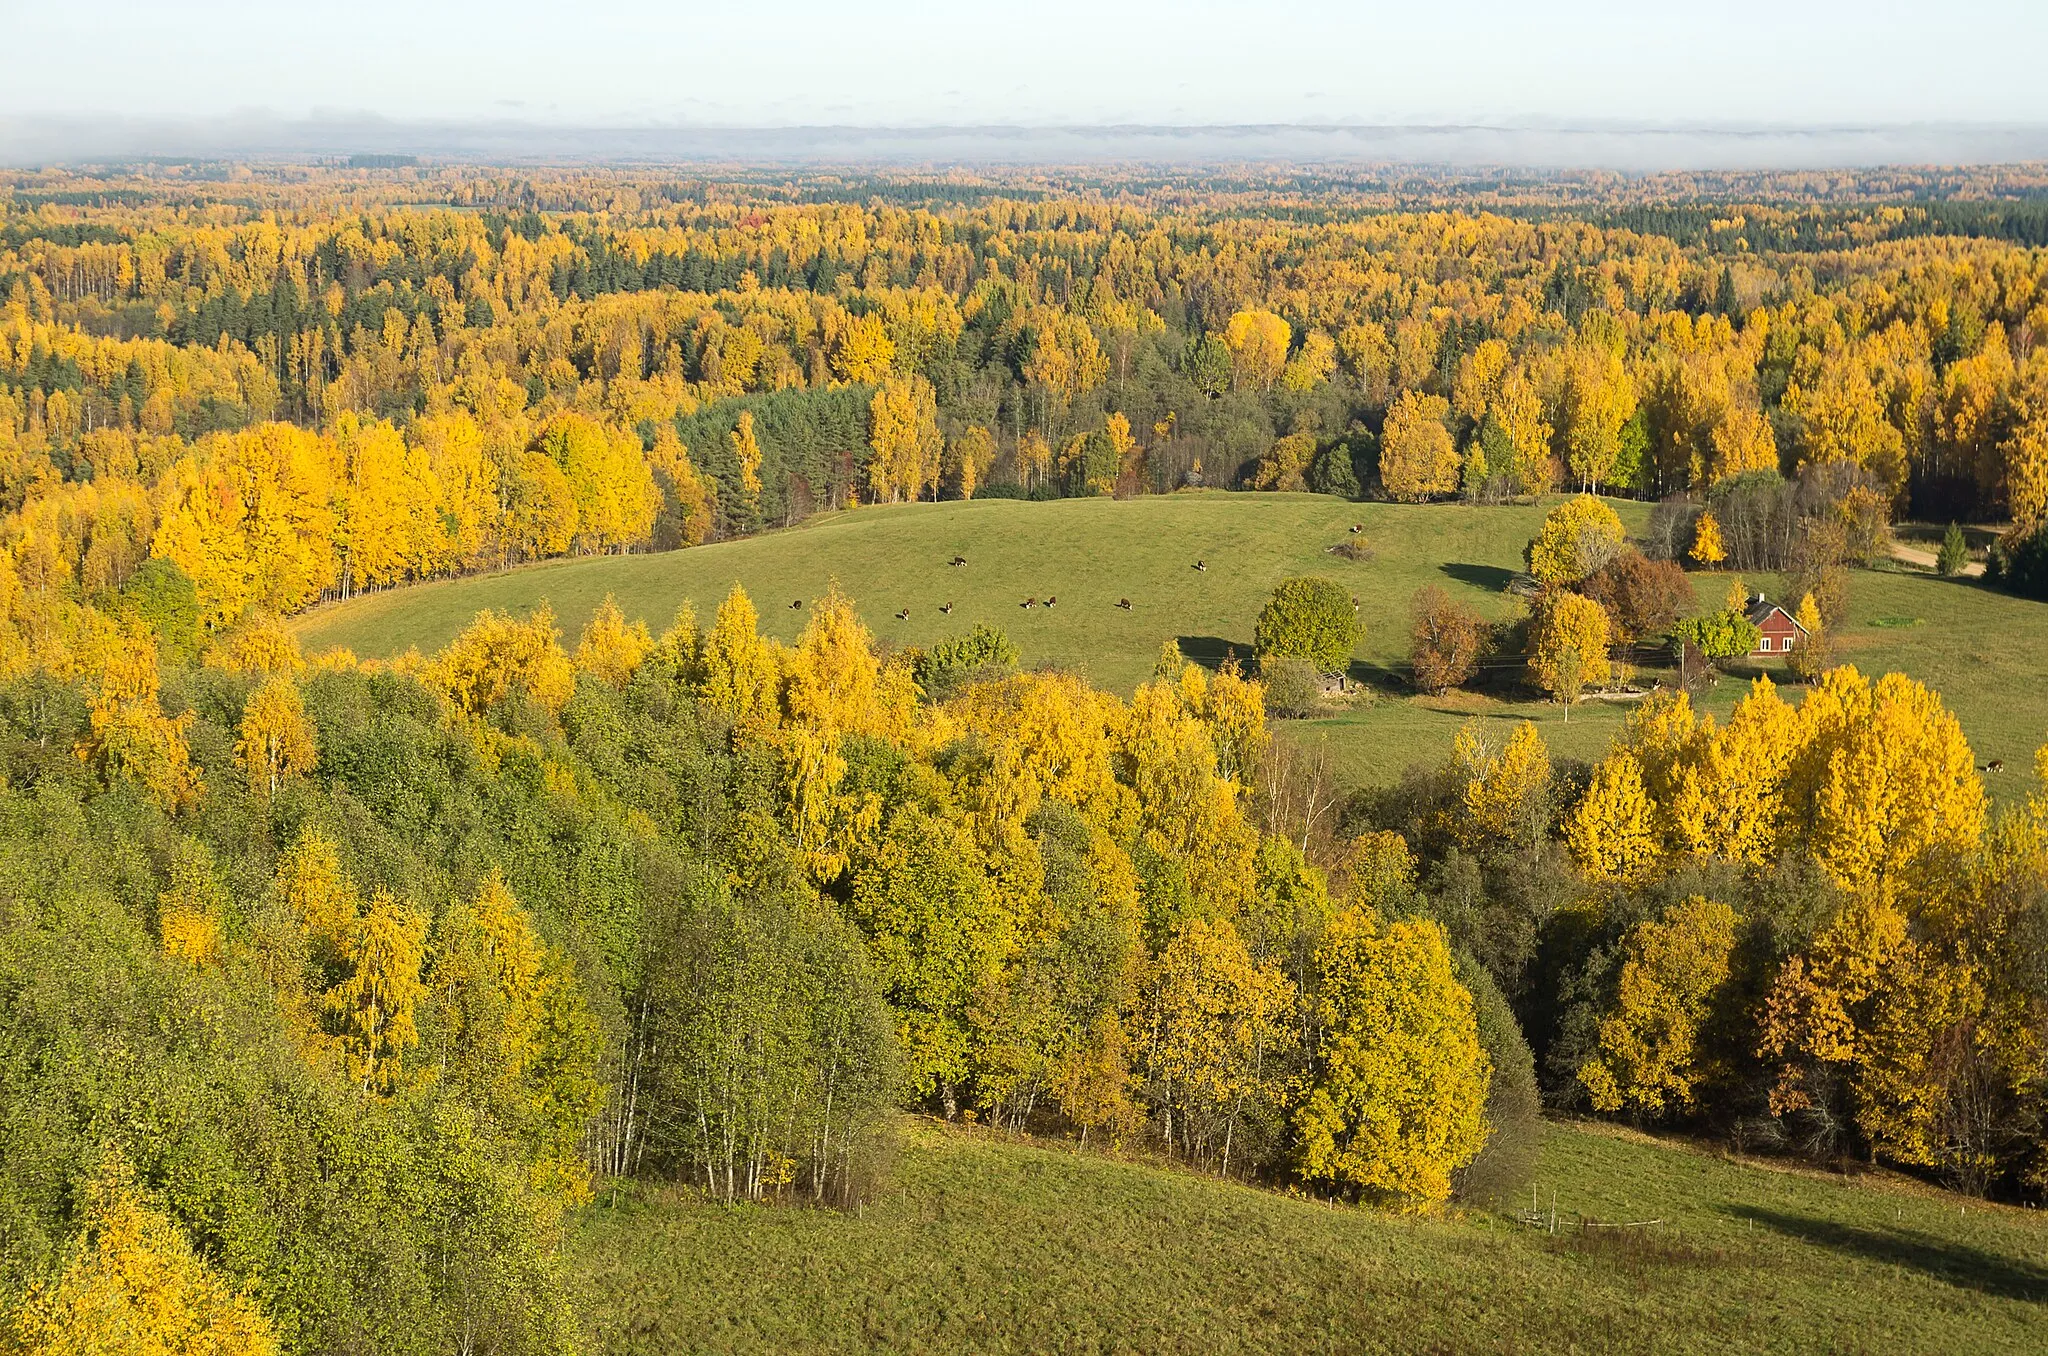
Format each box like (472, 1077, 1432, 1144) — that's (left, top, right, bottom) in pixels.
(1744, 595, 1808, 658)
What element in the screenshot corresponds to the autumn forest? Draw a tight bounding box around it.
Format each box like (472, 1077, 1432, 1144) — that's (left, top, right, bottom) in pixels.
(4, 159, 2048, 1352)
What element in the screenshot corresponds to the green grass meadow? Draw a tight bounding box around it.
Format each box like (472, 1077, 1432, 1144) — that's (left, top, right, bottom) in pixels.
(297, 492, 2048, 794)
(569, 1117, 2048, 1355)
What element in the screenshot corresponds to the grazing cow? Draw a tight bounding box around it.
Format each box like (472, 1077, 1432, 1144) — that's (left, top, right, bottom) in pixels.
(939, 602, 954, 614)
(949, 556, 967, 567)
(894, 608, 910, 620)
(1116, 598, 1132, 610)
(1021, 597, 1037, 608)
(1349, 523, 1363, 534)
(1987, 759, 2006, 773)
(1193, 560, 1207, 571)
(1045, 596, 1057, 608)
(790, 599, 803, 609)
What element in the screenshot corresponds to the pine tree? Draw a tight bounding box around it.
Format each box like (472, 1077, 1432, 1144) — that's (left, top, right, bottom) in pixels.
(1937, 521, 1970, 576)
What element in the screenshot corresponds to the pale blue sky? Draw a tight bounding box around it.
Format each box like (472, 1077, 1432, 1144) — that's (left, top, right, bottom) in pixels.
(6, 0, 2046, 127)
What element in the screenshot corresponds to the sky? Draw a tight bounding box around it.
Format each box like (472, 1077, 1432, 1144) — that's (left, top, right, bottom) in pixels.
(6, 0, 2048, 129)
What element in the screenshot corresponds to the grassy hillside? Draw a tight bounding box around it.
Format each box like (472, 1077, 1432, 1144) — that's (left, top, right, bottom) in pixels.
(569, 1117, 2048, 1354)
(295, 492, 2048, 790)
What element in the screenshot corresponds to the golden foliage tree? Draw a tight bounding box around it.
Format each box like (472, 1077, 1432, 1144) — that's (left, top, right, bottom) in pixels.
(1564, 751, 1659, 880)
(699, 584, 782, 728)
(1456, 720, 1553, 850)
(235, 675, 318, 796)
(945, 424, 996, 500)
(729, 409, 765, 506)
(540, 412, 659, 553)
(831, 312, 896, 384)
(10, 1159, 278, 1356)
(432, 606, 577, 718)
(325, 888, 430, 1096)
(1796, 667, 1985, 893)
(1528, 590, 1613, 699)
(1689, 510, 1727, 566)
(647, 427, 716, 546)
(1139, 917, 1298, 1175)
(1379, 392, 1458, 502)
(867, 375, 943, 503)
(1527, 494, 1625, 585)
(573, 594, 653, 690)
(1294, 908, 1490, 1205)
(1560, 343, 1638, 492)
(1222, 309, 1291, 391)
(75, 622, 200, 810)
(1577, 897, 1739, 1117)
(207, 612, 305, 678)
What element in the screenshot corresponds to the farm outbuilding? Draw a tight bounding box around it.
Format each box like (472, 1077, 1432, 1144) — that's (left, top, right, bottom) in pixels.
(1744, 595, 1808, 658)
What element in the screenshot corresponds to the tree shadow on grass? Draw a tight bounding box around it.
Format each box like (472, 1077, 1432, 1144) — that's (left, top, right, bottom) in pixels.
(1725, 1206, 2048, 1302)
(1439, 562, 1518, 592)
(1175, 635, 1250, 672)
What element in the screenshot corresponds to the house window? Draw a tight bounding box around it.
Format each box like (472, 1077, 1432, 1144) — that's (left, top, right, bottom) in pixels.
(1760, 636, 1777, 652)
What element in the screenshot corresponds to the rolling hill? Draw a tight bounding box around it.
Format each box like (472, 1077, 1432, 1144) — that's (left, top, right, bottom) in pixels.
(570, 1116, 2048, 1354)
(294, 492, 2048, 791)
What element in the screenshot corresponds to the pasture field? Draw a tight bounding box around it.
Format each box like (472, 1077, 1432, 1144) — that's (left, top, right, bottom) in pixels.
(295, 492, 2048, 793)
(568, 1116, 2048, 1355)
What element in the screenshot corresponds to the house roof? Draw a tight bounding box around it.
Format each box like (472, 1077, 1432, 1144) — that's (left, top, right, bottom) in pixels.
(1744, 594, 1808, 633)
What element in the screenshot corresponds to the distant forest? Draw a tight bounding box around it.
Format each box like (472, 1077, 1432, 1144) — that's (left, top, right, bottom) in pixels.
(3, 161, 2048, 634)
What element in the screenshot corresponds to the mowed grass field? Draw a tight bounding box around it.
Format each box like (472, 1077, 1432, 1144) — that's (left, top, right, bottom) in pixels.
(569, 1116, 2048, 1354)
(294, 492, 2048, 792)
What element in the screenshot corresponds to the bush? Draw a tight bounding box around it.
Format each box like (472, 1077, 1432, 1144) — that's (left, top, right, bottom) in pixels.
(1409, 586, 1487, 694)
(1672, 607, 1761, 666)
(1260, 656, 1324, 718)
(1254, 576, 1360, 675)
(912, 623, 1019, 698)
(1989, 521, 2048, 598)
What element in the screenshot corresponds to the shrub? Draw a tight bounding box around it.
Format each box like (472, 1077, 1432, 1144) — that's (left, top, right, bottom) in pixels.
(1254, 576, 1360, 676)
(1409, 586, 1487, 694)
(1671, 606, 1761, 666)
(1580, 549, 1694, 644)
(912, 623, 1019, 698)
(1260, 656, 1324, 718)
(1989, 521, 2048, 598)
(1527, 495, 1626, 586)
